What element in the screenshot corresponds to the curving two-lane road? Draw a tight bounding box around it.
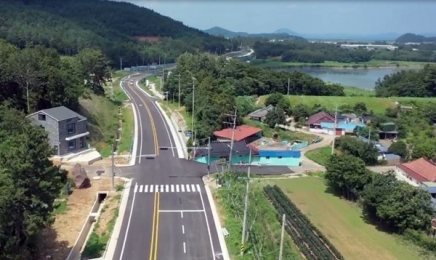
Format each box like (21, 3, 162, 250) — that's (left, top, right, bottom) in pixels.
(112, 73, 223, 260)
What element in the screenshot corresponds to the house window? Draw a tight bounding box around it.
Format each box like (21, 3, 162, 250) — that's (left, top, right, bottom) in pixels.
(79, 137, 85, 148)
(38, 114, 46, 121)
(67, 123, 75, 134)
(68, 140, 76, 151)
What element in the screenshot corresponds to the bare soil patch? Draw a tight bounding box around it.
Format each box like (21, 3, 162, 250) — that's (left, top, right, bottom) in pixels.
(36, 174, 124, 260)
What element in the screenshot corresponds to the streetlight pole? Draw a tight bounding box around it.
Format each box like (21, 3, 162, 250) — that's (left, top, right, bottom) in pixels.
(287, 77, 290, 96)
(241, 148, 252, 256)
(207, 137, 211, 176)
(177, 74, 181, 108)
(192, 77, 196, 155)
(111, 143, 115, 191)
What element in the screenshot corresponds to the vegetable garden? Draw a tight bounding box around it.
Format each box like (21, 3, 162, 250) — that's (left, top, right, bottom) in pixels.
(264, 185, 344, 260)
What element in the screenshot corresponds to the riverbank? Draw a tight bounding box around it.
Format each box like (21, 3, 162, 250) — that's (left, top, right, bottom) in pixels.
(251, 59, 432, 69)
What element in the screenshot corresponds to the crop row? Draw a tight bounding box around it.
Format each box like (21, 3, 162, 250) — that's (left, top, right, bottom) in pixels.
(264, 185, 344, 260)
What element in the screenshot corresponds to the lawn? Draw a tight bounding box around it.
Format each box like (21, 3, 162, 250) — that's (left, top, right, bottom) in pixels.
(251, 58, 433, 69)
(259, 95, 436, 114)
(244, 120, 317, 142)
(145, 75, 162, 91)
(305, 146, 334, 166)
(161, 100, 193, 132)
(262, 178, 435, 260)
(117, 105, 134, 154)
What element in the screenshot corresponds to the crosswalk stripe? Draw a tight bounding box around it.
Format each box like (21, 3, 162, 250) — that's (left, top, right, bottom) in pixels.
(134, 183, 138, 193)
(139, 185, 143, 193)
(160, 185, 164, 192)
(191, 184, 196, 192)
(176, 185, 180, 192)
(181, 185, 185, 192)
(171, 185, 174, 192)
(165, 185, 169, 192)
(145, 185, 149, 193)
(155, 185, 159, 192)
(150, 185, 154, 193)
(135, 184, 203, 193)
(196, 184, 201, 192)
(187, 185, 191, 192)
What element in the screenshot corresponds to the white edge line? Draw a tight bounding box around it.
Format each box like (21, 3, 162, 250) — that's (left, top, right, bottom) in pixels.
(159, 210, 204, 212)
(204, 184, 230, 260)
(151, 101, 175, 157)
(119, 182, 138, 260)
(199, 188, 216, 259)
(134, 79, 185, 159)
(119, 77, 138, 166)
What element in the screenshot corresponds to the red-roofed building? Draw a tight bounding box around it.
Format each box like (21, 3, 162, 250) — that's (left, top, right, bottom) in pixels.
(395, 158, 436, 186)
(307, 112, 334, 128)
(213, 125, 263, 142)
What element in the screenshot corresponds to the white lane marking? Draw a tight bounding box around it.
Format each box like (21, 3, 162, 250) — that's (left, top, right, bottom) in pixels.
(199, 187, 216, 259)
(176, 185, 180, 192)
(159, 210, 204, 213)
(183, 242, 186, 254)
(133, 183, 138, 193)
(181, 211, 183, 218)
(181, 185, 185, 192)
(191, 184, 196, 192)
(119, 182, 137, 260)
(145, 185, 149, 193)
(182, 225, 185, 234)
(196, 184, 201, 193)
(165, 185, 169, 193)
(171, 185, 174, 192)
(186, 185, 191, 192)
(139, 185, 143, 193)
(150, 101, 175, 157)
(150, 185, 154, 193)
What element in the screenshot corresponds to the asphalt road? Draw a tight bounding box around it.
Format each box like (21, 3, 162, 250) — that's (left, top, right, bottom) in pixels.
(113, 74, 223, 260)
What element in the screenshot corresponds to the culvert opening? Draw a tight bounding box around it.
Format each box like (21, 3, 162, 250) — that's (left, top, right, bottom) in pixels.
(98, 192, 107, 203)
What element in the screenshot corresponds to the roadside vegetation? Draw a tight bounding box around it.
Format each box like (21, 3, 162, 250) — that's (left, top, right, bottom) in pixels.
(305, 146, 334, 166)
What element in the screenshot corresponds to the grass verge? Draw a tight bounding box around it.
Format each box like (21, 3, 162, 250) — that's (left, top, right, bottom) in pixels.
(145, 75, 161, 91)
(117, 105, 134, 154)
(251, 59, 432, 69)
(259, 95, 436, 114)
(82, 192, 123, 258)
(213, 174, 302, 260)
(262, 177, 435, 260)
(305, 146, 334, 166)
(244, 120, 316, 142)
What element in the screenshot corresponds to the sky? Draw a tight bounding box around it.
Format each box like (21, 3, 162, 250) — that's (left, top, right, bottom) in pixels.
(125, 1, 436, 35)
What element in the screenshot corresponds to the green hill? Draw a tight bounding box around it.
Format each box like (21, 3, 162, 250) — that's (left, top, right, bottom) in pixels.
(0, 0, 236, 67)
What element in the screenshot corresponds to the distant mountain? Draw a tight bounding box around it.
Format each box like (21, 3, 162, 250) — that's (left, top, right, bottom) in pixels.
(273, 28, 401, 41)
(273, 28, 299, 36)
(203, 26, 306, 41)
(396, 33, 436, 43)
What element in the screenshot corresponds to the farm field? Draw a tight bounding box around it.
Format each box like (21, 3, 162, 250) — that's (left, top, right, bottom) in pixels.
(262, 177, 434, 260)
(251, 58, 433, 69)
(259, 95, 436, 114)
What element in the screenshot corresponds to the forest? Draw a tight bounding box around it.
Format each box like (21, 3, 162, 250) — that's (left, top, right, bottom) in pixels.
(0, 0, 237, 68)
(253, 40, 436, 63)
(374, 65, 436, 97)
(162, 53, 344, 140)
(0, 39, 112, 258)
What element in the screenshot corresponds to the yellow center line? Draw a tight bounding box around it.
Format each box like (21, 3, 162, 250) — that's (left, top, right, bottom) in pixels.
(154, 192, 160, 260)
(149, 192, 157, 260)
(129, 83, 160, 155)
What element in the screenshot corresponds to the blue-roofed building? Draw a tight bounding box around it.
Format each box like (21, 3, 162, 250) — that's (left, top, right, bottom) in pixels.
(357, 136, 401, 165)
(320, 121, 366, 136)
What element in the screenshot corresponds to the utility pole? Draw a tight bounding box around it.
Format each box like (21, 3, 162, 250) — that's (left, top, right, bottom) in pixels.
(177, 74, 181, 108)
(207, 137, 211, 176)
(368, 128, 372, 144)
(287, 78, 290, 96)
(191, 77, 196, 155)
(279, 214, 286, 260)
(331, 104, 338, 155)
(120, 57, 123, 71)
(111, 143, 115, 191)
(241, 149, 252, 256)
(225, 107, 238, 171)
(163, 91, 169, 106)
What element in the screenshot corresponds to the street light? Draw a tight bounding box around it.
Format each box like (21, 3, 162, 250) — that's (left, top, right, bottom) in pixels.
(191, 77, 196, 154)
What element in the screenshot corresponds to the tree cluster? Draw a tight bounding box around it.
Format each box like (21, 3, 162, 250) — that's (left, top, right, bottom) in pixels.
(0, 106, 68, 258)
(375, 65, 436, 97)
(334, 136, 379, 166)
(0, 0, 236, 68)
(325, 154, 435, 234)
(0, 40, 110, 113)
(396, 33, 436, 44)
(253, 40, 436, 63)
(163, 53, 344, 140)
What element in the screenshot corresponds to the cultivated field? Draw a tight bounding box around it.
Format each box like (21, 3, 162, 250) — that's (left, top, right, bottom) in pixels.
(263, 178, 435, 260)
(259, 95, 436, 114)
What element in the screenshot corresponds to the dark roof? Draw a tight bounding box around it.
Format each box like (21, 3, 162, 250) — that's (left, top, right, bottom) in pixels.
(196, 141, 251, 157)
(307, 111, 334, 125)
(32, 106, 86, 121)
